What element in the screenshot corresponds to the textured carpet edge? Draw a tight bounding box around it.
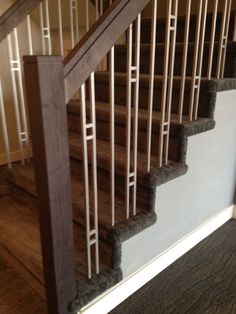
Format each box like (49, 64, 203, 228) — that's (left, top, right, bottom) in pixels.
(69, 268, 122, 313)
(214, 78, 236, 92)
(69, 211, 157, 313)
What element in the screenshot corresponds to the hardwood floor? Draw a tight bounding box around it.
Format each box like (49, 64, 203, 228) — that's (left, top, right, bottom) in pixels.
(0, 257, 47, 314)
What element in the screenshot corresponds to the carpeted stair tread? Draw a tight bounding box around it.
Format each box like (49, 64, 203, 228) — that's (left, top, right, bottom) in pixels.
(114, 41, 236, 54)
(0, 196, 112, 286)
(68, 99, 191, 132)
(68, 99, 214, 137)
(70, 130, 156, 176)
(7, 164, 147, 230)
(69, 131, 188, 187)
(67, 100, 215, 163)
(114, 41, 236, 78)
(95, 71, 214, 90)
(94, 72, 216, 116)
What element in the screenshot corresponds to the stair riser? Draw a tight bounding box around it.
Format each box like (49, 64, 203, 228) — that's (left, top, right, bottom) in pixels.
(114, 46, 235, 78)
(68, 113, 182, 161)
(95, 78, 211, 117)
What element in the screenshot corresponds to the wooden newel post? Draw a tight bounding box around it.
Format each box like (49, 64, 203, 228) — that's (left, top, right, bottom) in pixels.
(23, 56, 77, 314)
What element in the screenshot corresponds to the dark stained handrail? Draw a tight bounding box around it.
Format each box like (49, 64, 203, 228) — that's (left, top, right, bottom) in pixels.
(63, 0, 151, 102)
(0, 0, 42, 43)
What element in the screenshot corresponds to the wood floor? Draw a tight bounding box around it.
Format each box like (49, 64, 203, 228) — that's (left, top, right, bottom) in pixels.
(0, 257, 47, 314)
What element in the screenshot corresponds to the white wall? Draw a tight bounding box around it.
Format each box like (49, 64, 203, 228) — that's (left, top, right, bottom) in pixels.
(122, 88, 236, 277)
(0, 1, 42, 164)
(0, 0, 97, 164)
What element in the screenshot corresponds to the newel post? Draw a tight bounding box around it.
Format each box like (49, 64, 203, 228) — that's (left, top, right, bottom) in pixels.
(24, 56, 77, 314)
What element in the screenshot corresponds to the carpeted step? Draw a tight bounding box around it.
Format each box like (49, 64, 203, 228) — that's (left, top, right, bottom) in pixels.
(6, 162, 160, 239)
(67, 100, 186, 159)
(140, 12, 236, 44)
(94, 72, 216, 118)
(68, 131, 184, 180)
(114, 42, 236, 78)
(68, 131, 188, 196)
(6, 164, 144, 229)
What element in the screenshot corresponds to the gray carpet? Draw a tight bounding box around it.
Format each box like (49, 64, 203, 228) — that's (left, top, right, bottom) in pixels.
(110, 219, 236, 314)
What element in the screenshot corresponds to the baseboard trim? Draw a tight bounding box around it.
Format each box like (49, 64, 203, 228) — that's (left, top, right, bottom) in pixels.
(0, 149, 32, 166)
(79, 204, 236, 314)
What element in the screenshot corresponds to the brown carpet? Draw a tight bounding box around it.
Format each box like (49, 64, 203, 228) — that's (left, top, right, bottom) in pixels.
(111, 219, 236, 314)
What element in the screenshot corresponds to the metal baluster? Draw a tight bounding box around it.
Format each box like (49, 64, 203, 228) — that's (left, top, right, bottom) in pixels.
(189, 0, 208, 121)
(193, 0, 208, 120)
(178, 0, 191, 123)
(86, 0, 90, 32)
(147, 0, 158, 172)
(207, 0, 218, 79)
(109, 0, 115, 225)
(189, 0, 202, 121)
(80, 79, 99, 278)
(233, 11, 236, 41)
(125, 24, 132, 219)
(95, 0, 99, 20)
(216, 0, 232, 79)
(109, 45, 115, 226)
(100, 0, 104, 15)
(57, 0, 64, 56)
(39, 0, 52, 55)
(0, 79, 11, 168)
(159, 0, 178, 167)
(125, 15, 141, 219)
(26, 15, 33, 55)
(132, 14, 141, 215)
(7, 29, 29, 164)
(70, 0, 79, 48)
(89, 72, 99, 275)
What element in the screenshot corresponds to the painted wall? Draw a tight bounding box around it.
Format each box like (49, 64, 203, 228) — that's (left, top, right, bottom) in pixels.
(0, 1, 42, 164)
(0, 0, 16, 14)
(0, 0, 97, 164)
(122, 89, 236, 277)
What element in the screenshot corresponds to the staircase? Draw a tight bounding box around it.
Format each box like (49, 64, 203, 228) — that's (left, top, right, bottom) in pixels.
(0, 0, 236, 313)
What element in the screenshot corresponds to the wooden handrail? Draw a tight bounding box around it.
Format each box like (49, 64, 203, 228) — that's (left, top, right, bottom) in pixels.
(64, 0, 151, 103)
(0, 0, 42, 43)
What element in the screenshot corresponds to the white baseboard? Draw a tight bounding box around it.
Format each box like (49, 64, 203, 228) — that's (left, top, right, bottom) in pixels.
(79, 204, 236, 314)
